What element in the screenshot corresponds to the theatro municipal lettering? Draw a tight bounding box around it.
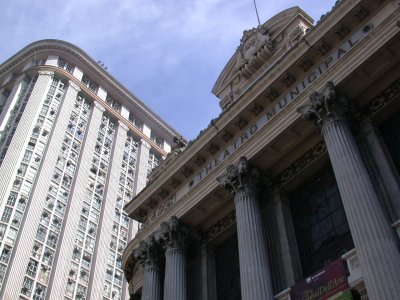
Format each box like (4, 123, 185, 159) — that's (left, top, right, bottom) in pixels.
(189, 23, 373, 189)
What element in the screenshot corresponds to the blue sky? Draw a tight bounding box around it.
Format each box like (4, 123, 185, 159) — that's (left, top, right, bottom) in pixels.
(0, 0, 335, 140)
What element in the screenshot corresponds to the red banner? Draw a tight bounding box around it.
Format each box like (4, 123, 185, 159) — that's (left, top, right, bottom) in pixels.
(291, 259, 350, 300)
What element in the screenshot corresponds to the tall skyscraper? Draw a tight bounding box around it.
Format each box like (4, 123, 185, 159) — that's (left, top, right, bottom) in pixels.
(0, 40, 180, 299)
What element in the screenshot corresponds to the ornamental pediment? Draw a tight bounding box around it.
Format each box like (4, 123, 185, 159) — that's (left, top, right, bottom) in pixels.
(212, 6, 313, 110)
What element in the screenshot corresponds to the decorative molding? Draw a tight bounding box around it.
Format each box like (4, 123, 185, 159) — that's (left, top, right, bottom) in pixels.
(352, 5, 369, 22)
(298, 58, 313, 71)
(160, 216, 189, 250)
(266, 87, 279, 101)
(181, 167, 193, 178)
(194, 156, 206, 167)
(282, 72, 296, 87)
(275, 141, 327, 186)
(334, 23, 350, 39)
(207, 143, 219, 155)
(217, 156, 259, 195)
(235, 24, 274, 79)
(38, 70, 54, 76)
(250, 103, 264, 116)
(201, 210, 236, 244)
(140, 194, 178, 230)
(316, 40, 331, 55)
(235, 117, 248, 129)
(220, 130, 233, 142)
(360, 77, 400, 119)
(297, 81, 350, 131)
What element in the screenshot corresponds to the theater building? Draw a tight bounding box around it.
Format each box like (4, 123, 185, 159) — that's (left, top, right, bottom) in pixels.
(123, 0, 400, 299)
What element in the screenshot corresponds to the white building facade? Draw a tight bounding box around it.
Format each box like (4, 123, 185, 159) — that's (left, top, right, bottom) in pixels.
(0, 40, 180, 300)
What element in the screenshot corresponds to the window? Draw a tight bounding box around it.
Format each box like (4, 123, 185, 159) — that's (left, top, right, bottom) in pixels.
(26, 258, 39, 277)
(290, 166, 354, 276)
(6, 227, 17, 245)
(1, 207, 13, 222)
(21, 277, 34, 296)
(0, 246, 11, 263)
(7, 192, 17, 206)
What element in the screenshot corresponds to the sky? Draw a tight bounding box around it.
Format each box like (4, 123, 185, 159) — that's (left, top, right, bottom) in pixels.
(0, 0, 335, 140)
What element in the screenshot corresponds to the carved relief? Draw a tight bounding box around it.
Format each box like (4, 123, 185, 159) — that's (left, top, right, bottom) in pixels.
(217, 157, 259, 195)
(297, 81, 350, 131)
(235, 24, 274, 78)
(134, 234, 161, 268)
(160, 216, 189, 250)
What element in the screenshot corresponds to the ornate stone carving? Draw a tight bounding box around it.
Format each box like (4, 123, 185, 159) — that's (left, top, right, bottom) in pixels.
(297, 81, 350, 131)
(160, 216, 189, 250)
(134, 234, 161, 268)
(194, 155, 205, 167)
(181, 167, 193, 178)
(207, 143, 219, 155)
(201, 210, 236, 244)
(220, 130, 233, 142)
(265, 87, 279, 101)
(282, 72, 296, 87)
(250, 103, 263, 116)
(316, 40, 331, 55)
(298, 58, 313, 71)
(235, 117, 248, 129)
(217, 157, 259, 195)
(236, 24, 274, 78)
(334, 23, 350, 39)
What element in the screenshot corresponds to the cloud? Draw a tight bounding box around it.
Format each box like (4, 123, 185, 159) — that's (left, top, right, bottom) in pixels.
(0, 0, 336, 139)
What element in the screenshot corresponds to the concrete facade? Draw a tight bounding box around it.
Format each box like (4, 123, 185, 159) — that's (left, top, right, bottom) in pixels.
(0, 40, 180, 300)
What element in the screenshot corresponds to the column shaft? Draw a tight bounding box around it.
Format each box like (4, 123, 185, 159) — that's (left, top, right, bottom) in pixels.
(142, 266, 162, 300)
(323, 119, 400, 300)
(164, 247, 186, 300)
(235, 190, 275, 300)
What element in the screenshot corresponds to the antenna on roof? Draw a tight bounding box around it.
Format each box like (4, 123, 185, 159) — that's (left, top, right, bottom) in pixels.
(253, 0, 261, 26)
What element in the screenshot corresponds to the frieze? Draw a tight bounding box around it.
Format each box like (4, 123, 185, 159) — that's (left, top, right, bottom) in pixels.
(360, 77, 400, 119)
(201, 210, 236, 244)
(275, 141, 327, 186)
(139, 194, 178, 230)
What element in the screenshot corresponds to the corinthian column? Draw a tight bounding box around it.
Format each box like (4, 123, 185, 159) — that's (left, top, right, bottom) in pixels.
(217, 157, 274, 300)
(161, 216, 188, 300)
(298, 82, 400, 300)
(134, 235, 162, 300)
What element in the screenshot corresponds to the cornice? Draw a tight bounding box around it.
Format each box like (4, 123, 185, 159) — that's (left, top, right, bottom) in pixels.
(125, 0, 398, 225)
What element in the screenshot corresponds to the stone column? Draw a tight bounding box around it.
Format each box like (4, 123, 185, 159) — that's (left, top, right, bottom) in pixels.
(298, 82, 400, 300)
(134, 234, 162, 300)
(359, 119, 400, 222)
(161, 216, 188, 300)
(217, 157, 274, 300)
(200, 244, 217, 300)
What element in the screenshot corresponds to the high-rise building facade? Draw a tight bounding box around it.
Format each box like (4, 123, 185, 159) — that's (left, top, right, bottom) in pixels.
(0, 40, 180, 299)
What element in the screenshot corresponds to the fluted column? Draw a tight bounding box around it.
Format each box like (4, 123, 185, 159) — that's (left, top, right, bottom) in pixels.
(298, 82, 400, 300)
(134, 235, 162, 300)
(161, 216, 188, 300)
(217, 157, 274, 300)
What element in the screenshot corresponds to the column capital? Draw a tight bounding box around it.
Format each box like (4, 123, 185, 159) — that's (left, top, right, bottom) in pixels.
(297, 81, 350, 131)
(133, 234, 160, 268)
(160, 216, 188, 251)
(217, 156, 259, 195)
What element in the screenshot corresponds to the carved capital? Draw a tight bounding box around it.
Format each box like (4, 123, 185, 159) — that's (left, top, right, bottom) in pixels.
(160, 216, 189, 251)
(297, 81, 350, 131)
(217, 156, 259, 196)
(134, 234, 161, 268)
